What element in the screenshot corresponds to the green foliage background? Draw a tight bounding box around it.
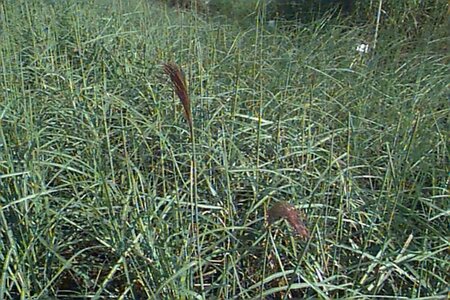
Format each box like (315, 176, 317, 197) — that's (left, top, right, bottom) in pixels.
(0, 0, 448, 298)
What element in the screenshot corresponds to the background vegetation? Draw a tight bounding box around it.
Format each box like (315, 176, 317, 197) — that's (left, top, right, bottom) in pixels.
(0, 0, 448, 298)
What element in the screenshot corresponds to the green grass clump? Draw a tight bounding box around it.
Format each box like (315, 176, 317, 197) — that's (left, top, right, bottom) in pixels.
(0, 0, 448, 299)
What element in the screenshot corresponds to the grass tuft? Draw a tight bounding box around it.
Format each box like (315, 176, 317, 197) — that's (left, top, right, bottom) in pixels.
(0, 0, 448, 298)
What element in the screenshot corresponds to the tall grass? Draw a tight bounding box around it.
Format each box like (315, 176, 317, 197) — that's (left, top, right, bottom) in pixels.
(0, 0, 448, 298)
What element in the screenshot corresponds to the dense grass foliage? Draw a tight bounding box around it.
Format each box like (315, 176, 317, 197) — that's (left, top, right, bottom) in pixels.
(0, 0, 448, 298)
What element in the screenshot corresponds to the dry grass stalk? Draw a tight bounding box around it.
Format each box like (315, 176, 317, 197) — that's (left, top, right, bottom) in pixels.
(162, 62, 193, 132)
(268, 201, 309, 239)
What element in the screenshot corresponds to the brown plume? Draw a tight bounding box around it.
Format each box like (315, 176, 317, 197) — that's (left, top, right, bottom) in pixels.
(268, 201, 309, 239)
(162, 62, 193, 132)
